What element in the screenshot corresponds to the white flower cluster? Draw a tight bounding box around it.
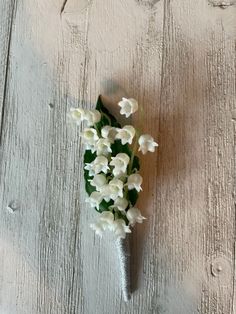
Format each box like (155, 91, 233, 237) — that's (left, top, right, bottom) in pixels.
(69, 108, 101, 126)
(69, 97, 158, 239)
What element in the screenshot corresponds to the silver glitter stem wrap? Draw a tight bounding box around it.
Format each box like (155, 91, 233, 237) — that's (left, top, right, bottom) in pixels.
(116, 236, 131, 302)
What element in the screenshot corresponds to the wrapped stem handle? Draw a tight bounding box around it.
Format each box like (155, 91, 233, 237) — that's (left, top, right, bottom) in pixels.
(116, 236, 131, 302)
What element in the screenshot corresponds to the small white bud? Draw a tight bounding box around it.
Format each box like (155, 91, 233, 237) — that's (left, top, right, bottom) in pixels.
(95, 138, 112, 156)
(115, 125, 136, 145)
(84, 109, 101, 126)
(84, 156, 110, 176)
(118, 98, 138, 118)
(111, 197, 129, 212)
(110, 153, 130, 177)
(138, 134, 158, 154)
(69, 107, 85, 124)
(89, 174, 107, 191)
(126, 207, 146, 226)
(112, 219, 131, 239)
(101, 126, 117, 143)
(127, 173, 143, 192)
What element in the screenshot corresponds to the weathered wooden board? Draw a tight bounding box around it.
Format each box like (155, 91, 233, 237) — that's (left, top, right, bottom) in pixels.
(0, 0, 235, 313)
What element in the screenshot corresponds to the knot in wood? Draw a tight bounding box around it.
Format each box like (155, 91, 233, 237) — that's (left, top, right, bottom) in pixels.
(210, 256, 231, 278)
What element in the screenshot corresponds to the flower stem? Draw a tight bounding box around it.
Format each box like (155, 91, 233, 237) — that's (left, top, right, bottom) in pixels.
(102, 111, 112, 126)
(128, 130, 139, 175)
(124, 185, 128, 198)
(94, 124, 101, 136)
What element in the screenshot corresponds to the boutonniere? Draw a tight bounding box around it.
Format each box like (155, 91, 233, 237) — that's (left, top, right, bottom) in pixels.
(68, 96, 158, 300)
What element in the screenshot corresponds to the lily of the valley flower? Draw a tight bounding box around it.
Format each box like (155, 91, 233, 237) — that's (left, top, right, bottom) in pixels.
(101, 126, 118, 143)
(86, 191, 103, 209)
(111, 197, 129, 212)
(90, 221, 105, 237)
(138, 134, 158, 154)
(126, 207, 146, 226)
(81, 128, 99, 146)
(89, 174, 107, 191)
(116, 125, 136, 145)
(84, 156, 110, 176)
(99, 211, 114, 226)
(112, 219, 131, 239)
(127, 173, 143, 192)
(102, 178, 124, 201)
(90, 212, 131, 239)
(95, 138, 112, 156)
(90, 211, 114, 236)
(110, 153, 130, 177)
(69, 107, 85, 124)
(118, 97, 138, 118)
(84, 109, 101, 126)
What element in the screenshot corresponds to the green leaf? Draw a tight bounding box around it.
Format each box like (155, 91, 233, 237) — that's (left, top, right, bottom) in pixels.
(84, 149, 96, 164)
(83, 150, 96, 195)
(99, 199, 114, 212)
(132, 155, 140, 171)
(115, 210, 129, 225)
(110, 139, 131, 157)
(128, 189, 139, 207)
(95, 95, 121, 132)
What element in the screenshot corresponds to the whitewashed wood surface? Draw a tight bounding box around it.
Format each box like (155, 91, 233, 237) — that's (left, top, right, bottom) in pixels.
(0, 0, 236, 313)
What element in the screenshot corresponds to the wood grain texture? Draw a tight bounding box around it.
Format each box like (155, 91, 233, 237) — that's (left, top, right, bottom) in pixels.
(0, 0, 235, 313)
(0, 0, 16, 144)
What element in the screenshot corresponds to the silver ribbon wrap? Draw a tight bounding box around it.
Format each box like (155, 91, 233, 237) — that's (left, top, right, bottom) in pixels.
(116, 236, 131, 302)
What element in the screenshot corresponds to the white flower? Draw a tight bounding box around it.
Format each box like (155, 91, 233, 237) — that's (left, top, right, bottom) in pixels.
(89, 174, 107, 191)
(84, 156, 110, 176)
(109, 179, 124, 200)
(95, 138, 112, 156)
(118, 97, 138, 118)
(115, 125, 136, 145)
(90, 211, 114, 236)
(86, 191, 103, 209)
(84, 109, 101, 126)
(112, 219, 131, 239)
(99, 211, 114, 226)
(81, 128, 99, 145)
(138, 134, 158, 154)
(90, 212, 131, 238)
(110, 153, 130, 177)
(127, 173, 143, 192)
(126, 207, 146, 226)
(101, 126, 117, 143)
(69, 107, 85, 124)
(90, 221, 104, 237)
(102, 178, 124, 201)
(111, 197, 129, 211)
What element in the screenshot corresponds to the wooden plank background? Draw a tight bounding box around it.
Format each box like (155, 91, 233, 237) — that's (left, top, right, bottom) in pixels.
(0, 0, 235, 313)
